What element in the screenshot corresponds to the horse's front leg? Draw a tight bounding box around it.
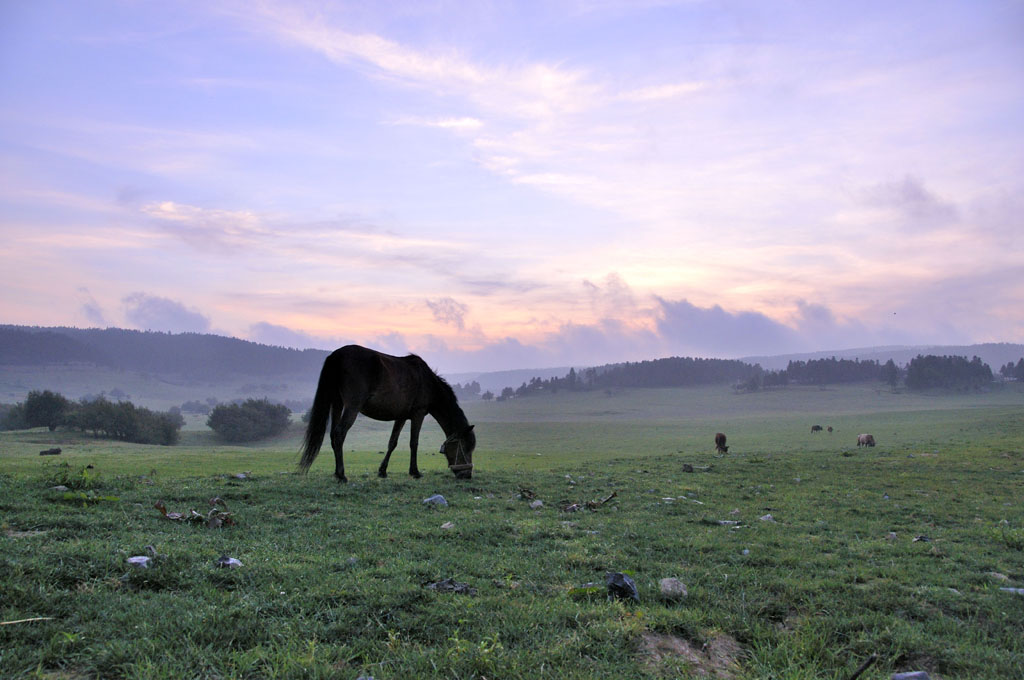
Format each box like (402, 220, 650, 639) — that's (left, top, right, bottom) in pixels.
(330, 405, 359, 483)
(407, 413, 426, 479)
(379, 419, 406, 478)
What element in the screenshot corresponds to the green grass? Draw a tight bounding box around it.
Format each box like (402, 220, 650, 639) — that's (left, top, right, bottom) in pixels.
(2, 384, 1023, 678)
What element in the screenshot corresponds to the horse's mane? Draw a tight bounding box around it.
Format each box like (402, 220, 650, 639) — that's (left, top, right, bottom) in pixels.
(405, 353, 459, 405)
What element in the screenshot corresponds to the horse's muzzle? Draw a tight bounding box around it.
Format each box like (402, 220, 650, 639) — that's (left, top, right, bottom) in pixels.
(449, 463, 473, 479)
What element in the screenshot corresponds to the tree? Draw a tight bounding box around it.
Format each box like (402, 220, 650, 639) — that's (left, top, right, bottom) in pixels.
(905, 354, 993, 391)
(0, 402, 27, 430)
(567, 367, 578, 390)
(481, 390, 494, 401)
(63, 396, 183, 445)
(24, 390, 71, 431)
(207, 398, 292, 442)
(883, 359, 900, 389)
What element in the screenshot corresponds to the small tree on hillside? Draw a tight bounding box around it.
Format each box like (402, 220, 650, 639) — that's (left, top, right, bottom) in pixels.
(883, 359, 900, 390)
(0, 402, 27, 430)
(24, 390, 71, 431)
(207, 398, 292, 443)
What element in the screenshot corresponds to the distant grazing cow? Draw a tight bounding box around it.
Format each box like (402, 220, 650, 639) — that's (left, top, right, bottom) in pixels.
(857, 433, 876, 447)
(827, 426, 833, 433)
(715, 432, 729, 454)
(39, 447, 61, 456)
(811, 425, 823, 432)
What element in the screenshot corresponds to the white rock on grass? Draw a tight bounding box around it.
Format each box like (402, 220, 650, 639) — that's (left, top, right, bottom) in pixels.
(422, 494, 448, 506)
(659, 577, 687, 599)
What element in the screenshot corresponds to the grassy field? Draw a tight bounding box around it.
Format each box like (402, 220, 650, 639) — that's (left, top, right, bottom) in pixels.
(2, 384, 1023, 679)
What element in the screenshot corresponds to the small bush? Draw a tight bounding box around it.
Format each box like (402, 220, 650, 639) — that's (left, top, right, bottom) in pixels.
(24, 390, 71, 431)
(207, 398, 291, 443)
(45, 462, 103, 490)
(64, 396, 183, 445)
(0, 402, 27, 430)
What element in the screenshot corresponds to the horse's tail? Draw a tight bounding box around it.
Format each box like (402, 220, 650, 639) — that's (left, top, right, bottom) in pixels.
(298, 354, 338, 473)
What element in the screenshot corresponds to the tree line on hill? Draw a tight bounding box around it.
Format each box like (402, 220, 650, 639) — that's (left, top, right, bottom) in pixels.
(1, 390, 184, 445)
(1, 390, 294, 444)
(0, 325, 328, 379)
(998, 358, 1024, 381)
(905, 354, 994, 391)
(460, 353, 1013, 399)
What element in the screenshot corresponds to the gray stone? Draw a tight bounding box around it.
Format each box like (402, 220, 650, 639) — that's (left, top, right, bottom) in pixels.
(530, 499, 544, 509)
(422, 494, 448, 506)
(606, 572, 639, 602)
(891, 672, 930, 680)
(216, 555, 243, 569)
(426, 578, 476, 595)
(659, 577, 687, 599)
(127, 556, 151, 568)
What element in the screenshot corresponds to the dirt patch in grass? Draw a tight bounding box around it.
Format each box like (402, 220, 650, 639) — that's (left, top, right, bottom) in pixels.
(4, 529, 47, 538)
(640, 630, 743, 678)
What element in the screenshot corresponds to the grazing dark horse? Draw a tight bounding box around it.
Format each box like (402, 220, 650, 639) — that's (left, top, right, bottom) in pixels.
(827, 426, 833, 433)
(811, 425, 823, 432)
(857, 433, 875, 447)
(715, 432, 729, 454)
(299, 345, 476, 482)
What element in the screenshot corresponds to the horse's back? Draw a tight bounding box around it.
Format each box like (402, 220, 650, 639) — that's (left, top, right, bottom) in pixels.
(326, 345, 436, 418)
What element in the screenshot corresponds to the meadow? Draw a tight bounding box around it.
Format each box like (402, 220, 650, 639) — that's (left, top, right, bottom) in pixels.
(2, 384, 1023, 679)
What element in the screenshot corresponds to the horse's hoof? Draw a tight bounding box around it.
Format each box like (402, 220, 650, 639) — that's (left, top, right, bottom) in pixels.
(378, 469, 387, 478)
(335, 475, 348, 483)
(410, 471, 422, 479)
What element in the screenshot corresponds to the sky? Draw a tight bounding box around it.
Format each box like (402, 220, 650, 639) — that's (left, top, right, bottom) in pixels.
(1, 0, 1022, 372)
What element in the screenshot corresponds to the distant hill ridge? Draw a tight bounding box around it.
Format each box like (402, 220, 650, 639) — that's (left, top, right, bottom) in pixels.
(742, 343, 1024, 372)
(0, 325, 329, 379)
(2, 325, 1021, 387)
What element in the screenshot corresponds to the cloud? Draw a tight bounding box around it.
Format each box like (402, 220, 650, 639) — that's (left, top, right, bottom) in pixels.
(141, 201, 271, 253)
(618, 81, 707, 102)
(248, 321, 333, 350)
(583, 273, 640, 319)
(77, 288, 108, 327)
(655, 298, 802, 357)
(859, 175, 959, 231)
(426, 297, 469, 329)
(389, 115, 484, 130)
(122, 293, 212, 333)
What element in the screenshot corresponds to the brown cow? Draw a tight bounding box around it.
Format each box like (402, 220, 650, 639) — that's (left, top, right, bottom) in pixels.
(827, 426, 833, 433)
(715, 432, 729, 453)
(811, 425, 823, 432)
(856, 433, 875, 447)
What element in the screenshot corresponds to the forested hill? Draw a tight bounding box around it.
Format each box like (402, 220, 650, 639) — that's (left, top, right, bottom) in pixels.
(0, 326, 329, 379)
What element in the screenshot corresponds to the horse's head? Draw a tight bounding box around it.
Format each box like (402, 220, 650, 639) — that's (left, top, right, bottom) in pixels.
(440, 425, 475, 479)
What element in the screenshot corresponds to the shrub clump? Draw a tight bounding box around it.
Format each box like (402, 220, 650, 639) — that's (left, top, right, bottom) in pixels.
(207, 398, 291, 443)
(65, 396, 184, 445)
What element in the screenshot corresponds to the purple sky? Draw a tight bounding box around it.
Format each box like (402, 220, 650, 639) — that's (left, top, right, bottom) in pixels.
(2, 1, 1022, 371)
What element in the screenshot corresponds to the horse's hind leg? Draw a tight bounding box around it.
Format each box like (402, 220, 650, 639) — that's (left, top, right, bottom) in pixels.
(329, 405, 359, 483)
(378, 420, 406, 478)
